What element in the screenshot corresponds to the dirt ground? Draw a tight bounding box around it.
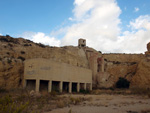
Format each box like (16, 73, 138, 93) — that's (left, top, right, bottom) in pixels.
(46, 94, 150, 113)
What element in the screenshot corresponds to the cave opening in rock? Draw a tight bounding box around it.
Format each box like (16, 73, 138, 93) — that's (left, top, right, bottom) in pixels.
(116, 77, 130, 88)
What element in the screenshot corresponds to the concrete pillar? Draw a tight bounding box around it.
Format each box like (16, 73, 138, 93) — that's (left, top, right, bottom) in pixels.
(23, 79, 27, 88)
(84, 83, 86, 90)
(48, 80, 52, 93)
(59, 81, 63, 93)
(77, 82, 80, 92)
(90, 83, 92, 91)
(36, 79, 40, 92)
(69, 82, 72, 93)
(101, 57, 104, 72)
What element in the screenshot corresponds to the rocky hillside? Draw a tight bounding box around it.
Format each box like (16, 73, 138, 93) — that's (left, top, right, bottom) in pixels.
(0, 35, 88, 89)
(98, 54, 145, 88)
(0, 35, 150, 90)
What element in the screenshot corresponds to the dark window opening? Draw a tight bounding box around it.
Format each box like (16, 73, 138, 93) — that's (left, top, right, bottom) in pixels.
(26, 80, 36, 91)
(63, 82, 69, 92)
(40, 80, 48, 92)
(72, 83, 77, 92)
(52, 81, 59, 92)
(86, 83, 91, 90)
(81, 44, 85, 47)
(80, 83, 84, 90)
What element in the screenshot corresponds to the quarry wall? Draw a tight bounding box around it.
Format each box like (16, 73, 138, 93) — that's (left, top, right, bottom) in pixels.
(0, 35, 150, 90)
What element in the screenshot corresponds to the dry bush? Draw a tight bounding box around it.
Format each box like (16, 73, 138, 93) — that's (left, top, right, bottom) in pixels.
(56, 100, 65, 108)
(131, 88, 150, 95)
(70, 97, 83, 105)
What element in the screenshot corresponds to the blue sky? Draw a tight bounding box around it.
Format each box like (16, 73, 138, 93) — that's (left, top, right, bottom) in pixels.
(0, 0, 150, 53)
(0, 0, 74, 35)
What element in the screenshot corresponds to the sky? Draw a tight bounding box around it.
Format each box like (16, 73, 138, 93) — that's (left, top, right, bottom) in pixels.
(0, 0, 150, 53)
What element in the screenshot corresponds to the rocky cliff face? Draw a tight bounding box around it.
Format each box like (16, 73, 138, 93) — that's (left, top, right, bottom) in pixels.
(0, 35, 88, 89)
(97, 54, 145, 88)
(131, 58, 150, 89)
(0, 35, 149, 90)
(131, 42, 150, 89)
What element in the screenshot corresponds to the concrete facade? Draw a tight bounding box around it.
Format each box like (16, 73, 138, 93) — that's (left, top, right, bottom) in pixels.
(78, 38, 86, 47)
(23, 58, 92, 93)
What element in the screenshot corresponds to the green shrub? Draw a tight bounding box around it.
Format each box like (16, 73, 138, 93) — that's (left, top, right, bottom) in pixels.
(116, 77, 130, 88)
(0, 95, 29, 113)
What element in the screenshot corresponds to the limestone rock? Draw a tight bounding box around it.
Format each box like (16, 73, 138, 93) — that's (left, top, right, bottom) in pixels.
(147, 42, 150, 51)
(0, 36, 88, 89)
(29, 90, 41, 97)
(131, 58, 150, 89)
(97, 72, 114, 88)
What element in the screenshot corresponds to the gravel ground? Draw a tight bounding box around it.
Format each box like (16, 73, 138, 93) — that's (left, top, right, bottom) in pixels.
(46, 94, 150, 113)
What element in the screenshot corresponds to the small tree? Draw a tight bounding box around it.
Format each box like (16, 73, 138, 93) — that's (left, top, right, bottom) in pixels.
(116, 77, 130, 88)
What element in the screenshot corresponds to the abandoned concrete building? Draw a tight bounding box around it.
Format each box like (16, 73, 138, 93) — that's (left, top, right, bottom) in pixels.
(23, 39, 105, 93)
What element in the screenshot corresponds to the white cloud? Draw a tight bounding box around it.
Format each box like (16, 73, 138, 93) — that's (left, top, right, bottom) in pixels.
(68, 17, 73, 21)
(20, 0, 150, 53)
(118, 15, 150, 53)
(22, 32, 60, 47)
(130, 15, 150, 30)
(134, 7, 139, 12)
(61, 0, 122, 52)
(0, 33, 2, 36)
(59, 0, 150, 53)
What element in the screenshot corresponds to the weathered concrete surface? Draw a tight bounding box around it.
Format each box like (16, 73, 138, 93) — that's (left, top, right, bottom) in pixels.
(24, 58, 92, 83)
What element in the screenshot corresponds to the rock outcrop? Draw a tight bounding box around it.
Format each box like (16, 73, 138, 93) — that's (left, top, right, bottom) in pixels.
(0, 35, 88, 89)
(131, 42, 150, 89)
(0, 35, 150, 90)
(131, 58, 150, 89)
(96, 54, 145, 88)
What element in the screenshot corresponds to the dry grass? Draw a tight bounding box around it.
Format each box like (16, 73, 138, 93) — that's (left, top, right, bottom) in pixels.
(141, 109, 150, 113)
(56, 100, 65, 108)
(91, 88, 150, 97)
(0, 88, 92, 112)
(1, 88, 150, 112)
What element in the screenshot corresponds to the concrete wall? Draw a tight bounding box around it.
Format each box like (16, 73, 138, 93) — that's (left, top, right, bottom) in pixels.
(24, 58, 92, 92)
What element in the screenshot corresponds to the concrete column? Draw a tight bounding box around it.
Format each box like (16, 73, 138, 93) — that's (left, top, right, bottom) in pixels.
(77, 82, 80, 92)
(48, 80, 52, 93)
(90, 83, 92, 91)
(59, 81, 63, 93)
(101, 57, 104, 72)
(23, 79, 27, 88)
(36, 79, 40, 92)
(84, 83, 86, 90)
(69, 82, 72, 93)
